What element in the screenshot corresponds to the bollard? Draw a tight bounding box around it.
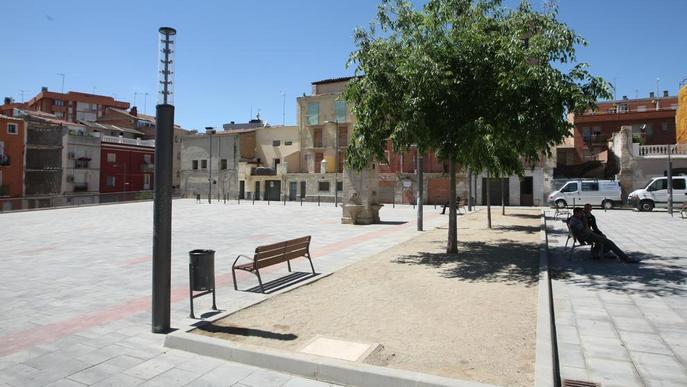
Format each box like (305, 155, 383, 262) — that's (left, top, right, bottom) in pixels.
(252, 196, 255, 205)
(604, 196, 607, 212)
(238, 197, 240, 205)
(300, 197, 303, 206)
(573, 198, 575, 209)
(392, 196, 395, 208)
(268, 197, 270, 206)
(318, 195, 320, 206)
(284, 196, 286, 206)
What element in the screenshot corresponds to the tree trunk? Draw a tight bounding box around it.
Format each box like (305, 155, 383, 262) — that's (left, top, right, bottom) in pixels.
(447, 152, 457, 254)
(417, 153, 424, 231)
(467, 167, 472, 212)
(501, 176, 505, 216)
(486, 172, 492, 229)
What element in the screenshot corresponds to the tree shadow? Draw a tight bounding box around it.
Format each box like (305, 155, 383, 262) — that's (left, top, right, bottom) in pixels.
(195, 324, 298, 341)
(393, 240, 539, 286)
(549, 246, 687, 297)
(492, 225, 540, 234)
(506, 213, 542, 220)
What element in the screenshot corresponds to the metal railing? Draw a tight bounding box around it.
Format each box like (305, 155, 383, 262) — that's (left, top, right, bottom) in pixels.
(101, 135, 156, 148)
(0, 190, 170, 213)
(638, 144, 687, 157)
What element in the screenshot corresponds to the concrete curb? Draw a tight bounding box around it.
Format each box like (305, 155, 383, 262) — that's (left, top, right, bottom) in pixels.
(534, 210, 559, 387)
(164, 329, 500, 387)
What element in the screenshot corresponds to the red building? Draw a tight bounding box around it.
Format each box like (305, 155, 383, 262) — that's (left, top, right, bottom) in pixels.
(0, 114, 26, 198)
(1, 88, 129, 123)
(100, 139, 155, 193)
(567, 91, 678, 164)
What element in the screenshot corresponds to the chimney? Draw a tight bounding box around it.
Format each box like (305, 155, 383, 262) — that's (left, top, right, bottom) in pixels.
(622, 96, 628, 100)
(41, 86, 48, 92)
(130, 106, 138, 116)
(3, 97, 12, 104)
(649, 91, 655, 98)
(663, 90, 669, 97)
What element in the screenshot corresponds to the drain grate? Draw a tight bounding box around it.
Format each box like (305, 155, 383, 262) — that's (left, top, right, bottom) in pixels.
(562, 379, 601, 387)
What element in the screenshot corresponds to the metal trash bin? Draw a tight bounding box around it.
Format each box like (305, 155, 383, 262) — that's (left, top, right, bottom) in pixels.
(188, 249, 217, 318)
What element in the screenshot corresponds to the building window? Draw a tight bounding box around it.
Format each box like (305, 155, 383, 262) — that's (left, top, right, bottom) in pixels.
(174, 136, 179, 143)
(144, 154, 152, 164)
(336, 181, 343, 191)
(201, 160, 208, 169)
(582, 127, 591, 143)
(318, 181, 330, 192)
(106, 176, 116, 187)
(285, 141, 293, 146)
(107, 153, 116, 163)
(7, 123, 18, 135)
(54, 100, 64, 107)
(54, 112, 64, 118)
(335, 100, 347, 122)
(221, 159, 227, 170)
(307, 102, 319, 125)
(273, 140, 281, 146)
(192, 160, 199, 170)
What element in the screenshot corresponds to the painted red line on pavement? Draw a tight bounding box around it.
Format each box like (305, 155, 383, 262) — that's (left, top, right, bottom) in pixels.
(0, 215, 441, 357)
(123, 255, 152, 266)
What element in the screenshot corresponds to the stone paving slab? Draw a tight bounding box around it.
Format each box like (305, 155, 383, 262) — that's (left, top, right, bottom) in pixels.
(547, 209, 687, 387)
(0, 199, 454, 386)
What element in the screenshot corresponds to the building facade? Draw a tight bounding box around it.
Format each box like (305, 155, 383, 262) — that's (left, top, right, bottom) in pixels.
(0, 115, 25, 198)
(23, 114, 66, 197)
(677, 85, 687, 144)
(12, 88, 130, 122)
(179, 131, 239, 200)
(63, 126, 101, 196)
(100, 137, 155, 194)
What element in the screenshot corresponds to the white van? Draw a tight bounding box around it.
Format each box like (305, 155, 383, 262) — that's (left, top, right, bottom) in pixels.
(627, 176, 687, 212)
(548, 180, 622, 209)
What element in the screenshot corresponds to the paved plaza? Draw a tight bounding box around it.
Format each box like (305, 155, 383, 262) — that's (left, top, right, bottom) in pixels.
(0, 199, 451, 387)
(547, 210, 687, 387)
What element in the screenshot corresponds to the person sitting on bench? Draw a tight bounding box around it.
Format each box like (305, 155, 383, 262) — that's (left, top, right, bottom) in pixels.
(569, 208, 637, 263)
(441, 196, 460, 215)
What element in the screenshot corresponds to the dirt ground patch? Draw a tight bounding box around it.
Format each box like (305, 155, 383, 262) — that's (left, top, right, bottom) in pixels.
(194, 208, 541, 387)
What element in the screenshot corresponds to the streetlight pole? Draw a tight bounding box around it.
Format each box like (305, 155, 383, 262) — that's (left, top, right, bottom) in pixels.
(335, 119, 339, 207)
(668, 145, 673, 216)
(207, 128, 213, 204)
(416, 149, 423, 231)
(152, 26, 176, 334)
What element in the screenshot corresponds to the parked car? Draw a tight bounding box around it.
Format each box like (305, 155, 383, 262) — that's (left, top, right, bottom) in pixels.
(627, 176, 687, 212)
(548, 180, 622, 209)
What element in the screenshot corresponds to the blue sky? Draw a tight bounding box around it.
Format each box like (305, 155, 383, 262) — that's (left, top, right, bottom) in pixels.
(1, 1, 685, 131)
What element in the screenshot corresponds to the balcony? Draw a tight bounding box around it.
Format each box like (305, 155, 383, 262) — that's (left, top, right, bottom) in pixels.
(0, 154, 9, 166)
(251, 167, 277, 176)
(638, 144, 687, 158)
(74, 157, 91, 169)
(102, 135, 155, 148)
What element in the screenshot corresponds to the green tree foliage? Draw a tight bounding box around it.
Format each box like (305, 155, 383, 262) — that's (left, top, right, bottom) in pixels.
(344, 0, 611, 253)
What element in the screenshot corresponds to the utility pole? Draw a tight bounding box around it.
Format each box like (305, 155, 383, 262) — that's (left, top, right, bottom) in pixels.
(57, 73, 65, 93)
(668, 145, 673, 216)
(152, 26, 176, 334)
(417, 150, 424, 231)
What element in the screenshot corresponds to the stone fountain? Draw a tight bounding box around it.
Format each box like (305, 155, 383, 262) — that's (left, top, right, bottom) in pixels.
(341, 167, 383, 225)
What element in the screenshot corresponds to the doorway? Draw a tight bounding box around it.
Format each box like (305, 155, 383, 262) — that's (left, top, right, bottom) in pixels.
(482, 177, 509, 205)
(520, 177, 534, 206)
(300, 181, 306, 199)
(265, 180, 281, 201)
(239, 180, 245, 199)
(289, 181, 297, 201)
(254, 181, 260, 200)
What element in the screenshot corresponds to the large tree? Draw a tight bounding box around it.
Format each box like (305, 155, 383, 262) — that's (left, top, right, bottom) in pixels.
(344, 0, 610, 254)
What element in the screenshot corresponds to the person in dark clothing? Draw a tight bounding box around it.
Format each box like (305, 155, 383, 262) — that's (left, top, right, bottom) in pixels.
(568, 207, 637, 263)
(584, 204, 603, 236)
(441, 196, 460, 215)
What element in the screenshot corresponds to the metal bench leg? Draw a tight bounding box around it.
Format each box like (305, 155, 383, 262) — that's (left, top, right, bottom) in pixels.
(564, 234, 571, 248)
(287, 260, 292, 272)
(307, 257, 316, 274)
(255, 269, 265, 293)
(568, 241, 576, 261)
(231, 267, 238, 290)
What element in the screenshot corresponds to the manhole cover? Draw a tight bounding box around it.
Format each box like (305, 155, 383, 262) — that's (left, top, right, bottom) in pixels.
(299, 336, 380, 362)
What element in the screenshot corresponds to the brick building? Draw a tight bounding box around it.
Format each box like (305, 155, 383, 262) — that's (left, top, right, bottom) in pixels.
(0, 115, 26, 198)
(559, 91, 678, 169)
(100, 138, 155, 193)
(14, 88, 130, 122)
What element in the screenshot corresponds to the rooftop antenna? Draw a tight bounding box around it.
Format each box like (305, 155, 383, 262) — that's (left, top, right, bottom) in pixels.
(250, 105, 253, 120)
(656, 77, 660, 97)
(19, 90, 25, 102)
(281, 91, 286, 125)
(57, 73, 65, 93)
(92, 86, 97, 94)
(144, 92, 150, 114)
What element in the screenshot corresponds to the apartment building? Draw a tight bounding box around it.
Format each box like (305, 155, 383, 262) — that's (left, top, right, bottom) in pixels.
(19, 87, 130, 122)
(23, 112, 67, 198)
(0, 115, 25, 199)
(179, 130, 239, 200)
(557, 91, 678, 178)
(100, 136, 155, 194)
(677, 84, 687, 144)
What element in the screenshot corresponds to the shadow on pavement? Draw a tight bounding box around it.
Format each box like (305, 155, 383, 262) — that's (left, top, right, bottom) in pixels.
(393, 240, 539, 286)
(196, 324, 298, 341)
(243, 271, 318, 294)
(549, 246, 687, 297)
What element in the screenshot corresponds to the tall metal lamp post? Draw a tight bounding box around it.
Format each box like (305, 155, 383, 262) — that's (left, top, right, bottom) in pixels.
(152, 26, 176, 334)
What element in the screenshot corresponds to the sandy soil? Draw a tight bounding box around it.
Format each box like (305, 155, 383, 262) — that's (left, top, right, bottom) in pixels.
(195, 208, 541, 387)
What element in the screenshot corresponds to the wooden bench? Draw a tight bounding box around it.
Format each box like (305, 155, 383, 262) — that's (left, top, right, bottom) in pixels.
(232, 236, 315, 293)
(441, 198, 467, 215)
